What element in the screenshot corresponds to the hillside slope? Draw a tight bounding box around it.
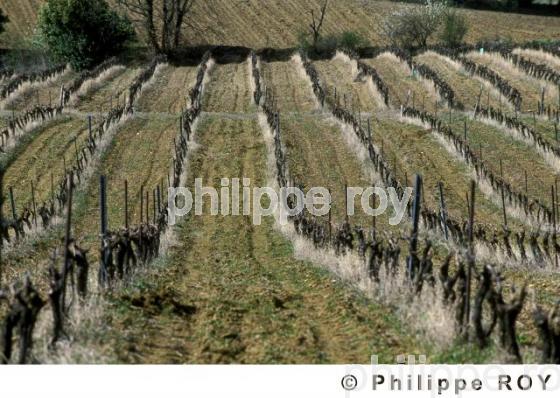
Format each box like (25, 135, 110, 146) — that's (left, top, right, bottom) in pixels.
(1, 0, 559, 49)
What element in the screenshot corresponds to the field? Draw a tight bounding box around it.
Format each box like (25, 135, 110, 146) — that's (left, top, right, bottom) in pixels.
(2, 0, 560, 48)
(2, 0, 560, 367)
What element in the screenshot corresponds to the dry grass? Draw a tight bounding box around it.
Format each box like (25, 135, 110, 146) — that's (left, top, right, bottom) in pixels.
(512, 48, 560, 74)
(99, 114, 431, 364)
(466, 51, 559, 113)
(363, 52, 440, 113)
(415, 51, 511, 112)
(67, 65, 125, 107)
(72, 114, 180, 253)
(4, 67, 78, 112)
(135, 65, 198, 113)
(73, 67, 142, 113)
(375, 115, 511, 228)
(260, 58, 318, 113)
(519, 114, 559, 144)
(314, 53, 385, 112)
(202, 60, 253, 113)
(3, 0, 560, 48)
(443, 112, 560, 207)
(3, 115, 90, 209)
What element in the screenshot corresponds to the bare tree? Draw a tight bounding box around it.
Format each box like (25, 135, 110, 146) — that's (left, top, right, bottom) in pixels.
(309, 0, 329, 48)
(117, 0, 195, 54)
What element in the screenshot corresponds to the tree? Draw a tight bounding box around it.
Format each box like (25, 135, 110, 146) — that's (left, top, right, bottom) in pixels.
(38, 0, 135, 70)
(0, 8, 8, 35)
(381, 0, 447, 49)
(117, 0, 195, 54)
(309, 0, 329, 48)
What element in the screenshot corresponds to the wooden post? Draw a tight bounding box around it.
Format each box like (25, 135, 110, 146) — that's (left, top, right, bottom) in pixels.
(88, 115, 93, 141)
(140, 185, 144, 223)
(407, 175, 422, 280)
(554, 177, 559, 224)
(62, 172, 74, 312)
(60, 85, 64, 107)
(367, 118, 372, 146)
(145, 191, 149, 224)
(371, 184, 377, 240)
(344, 182, 348, 223)
(327, 189, 332, 242)
(0, 169, 4, 285)
(464, 119, 467, 141)
(464, 180, 476, 339)
(100, 175, 107, 235)
(9, 186, 16, 220)
(31, 181, 37, 228)
(499, 159, 503, 179)
(74, 139, 80, 166)
(501, 186, 508, 227)
(124, 180, 129, 229)
(51, 173, 55, 209)
(552, 185, 557, 232)
(99, 175, 108, 288)
(157, 185, 161, 213)
(525, 170, 528, 194)
(152, 189, 156, 224)
(438, 182, 449, 240)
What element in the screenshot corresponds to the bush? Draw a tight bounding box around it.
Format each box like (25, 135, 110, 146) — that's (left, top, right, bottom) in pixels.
(37, 0, 135, 70)
(439, 8, 468, 47)
(297, 30, 369, 55)
(338, 31, 369, 52)
(381, 0, 447, 49)
(0, 8, 8, 35)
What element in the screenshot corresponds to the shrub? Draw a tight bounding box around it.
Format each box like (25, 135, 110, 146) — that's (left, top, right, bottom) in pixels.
(338, 31, 369, 52)
(381, 0, 447, 49)
(37, 0, 135, 70)
(297, 30, 369, 55)
(439, 8, 469, 47)
(0, 8, 8, 35)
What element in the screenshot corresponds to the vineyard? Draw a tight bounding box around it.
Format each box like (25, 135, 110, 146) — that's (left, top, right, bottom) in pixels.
(2, 12, 560, 364)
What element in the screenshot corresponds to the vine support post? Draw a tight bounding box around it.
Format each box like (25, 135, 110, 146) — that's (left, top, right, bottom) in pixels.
(371, 183, 376, 241)
(140, 185, 144, 224)
(88, 115, 93, 141)
(407, 174, 422, 281)
(501, 186, 508, 228)
(438, 182, 448, 240)
(99, 175, 108, 289)
(31, 181, 37, 228)
(145, 191, 149, 225)
(8, 186, 16, 221)
(552, 185, 557, 233)
(62, 172, 74, 314)
(124, 180, 129, 229)
(0, 169, 3, 285)
(465, 180, 476, 341)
